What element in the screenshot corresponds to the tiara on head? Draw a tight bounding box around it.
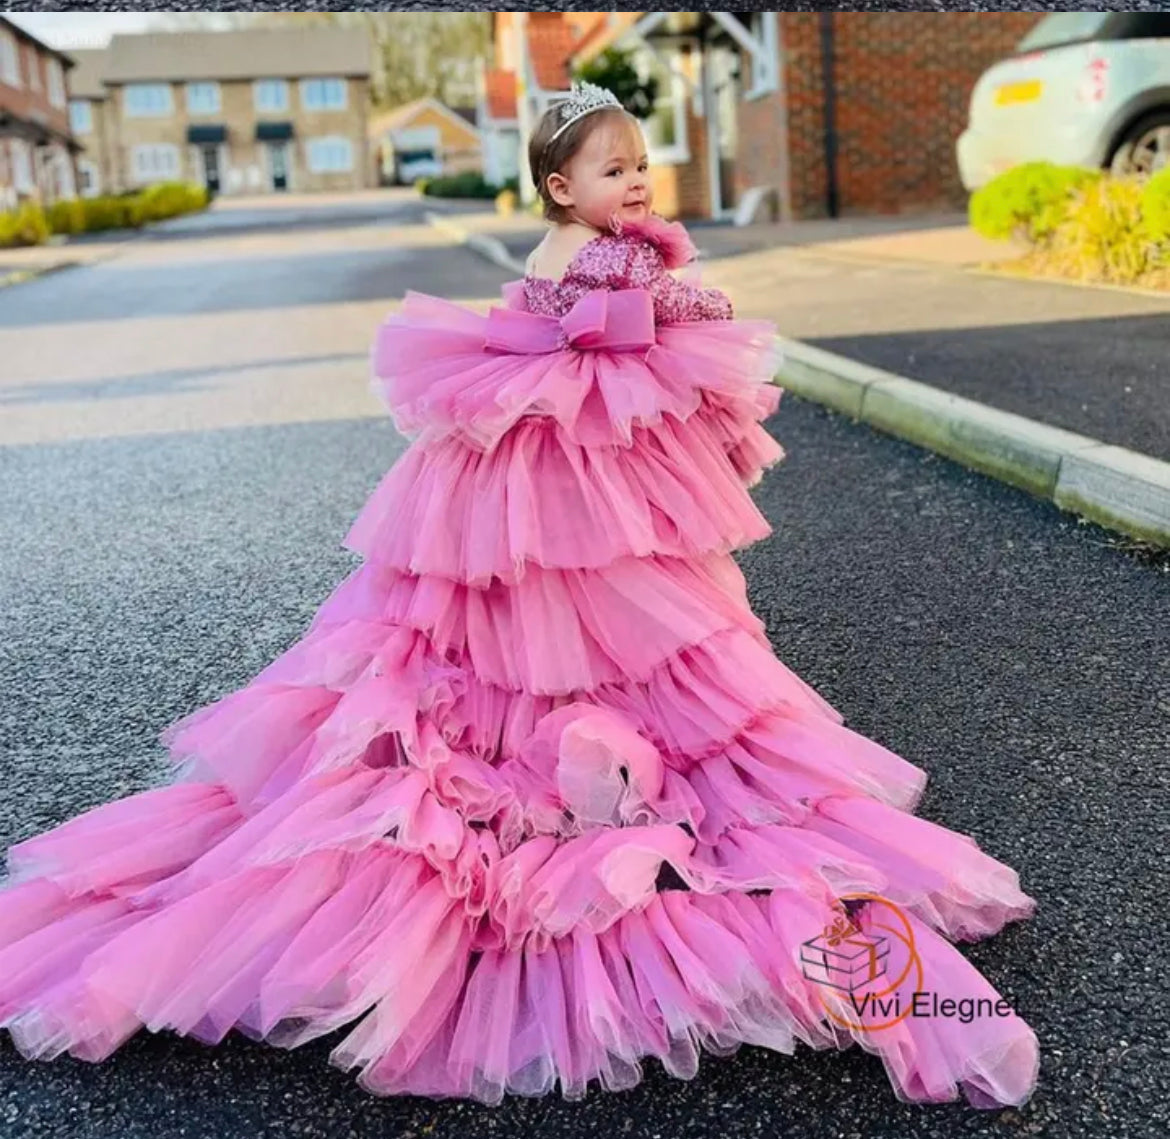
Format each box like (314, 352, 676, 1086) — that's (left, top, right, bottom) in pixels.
(547, 80, 624, 143)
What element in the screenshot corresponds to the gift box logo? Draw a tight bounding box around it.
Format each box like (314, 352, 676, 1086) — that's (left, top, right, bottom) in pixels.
(800, 910, 890, 993)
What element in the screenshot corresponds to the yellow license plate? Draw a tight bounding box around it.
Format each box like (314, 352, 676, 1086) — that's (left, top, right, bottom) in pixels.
(994, 80, 1044, 106)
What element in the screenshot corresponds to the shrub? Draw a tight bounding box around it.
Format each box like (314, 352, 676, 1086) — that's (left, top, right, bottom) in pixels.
(1, 180, 208, 248)
(421, 171, 499, 199)
(0, 202, 50, 246)
(1141, 167, 1170, 243)
(573, 47, 659, 118)
(79, 195, 138, 231)
(970, 162, 1101, 244)
(137, 180, 208, 221)
(46, 198, 86, 235)
(1046, 176, 1153, 283)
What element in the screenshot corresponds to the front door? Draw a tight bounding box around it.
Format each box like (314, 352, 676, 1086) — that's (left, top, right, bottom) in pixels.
(201, 144, 220, 193)
(268, 142, 289, 191)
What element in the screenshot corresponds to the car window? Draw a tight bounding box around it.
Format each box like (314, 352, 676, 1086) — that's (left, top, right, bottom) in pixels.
(1016, 14, 1111, 53)
(1015, 13, 1170, 54)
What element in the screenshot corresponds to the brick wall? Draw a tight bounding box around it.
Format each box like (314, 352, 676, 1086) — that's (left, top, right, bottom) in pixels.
(780, 13, 1040, 218)
(0, 38, 72, 140)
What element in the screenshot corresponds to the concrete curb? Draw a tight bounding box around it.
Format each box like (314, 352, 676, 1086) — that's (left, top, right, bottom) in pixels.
(968, 263, 1170, 301)
(777, 339, 1170, 548)
(0, 259, 81, 290)
(0, 226, 157, 291)
(424, 210, 527, 276)
(426, 210, 1170, 548)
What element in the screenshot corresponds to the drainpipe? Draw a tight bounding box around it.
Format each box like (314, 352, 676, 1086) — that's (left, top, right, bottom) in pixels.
(818, 12, 839, 219)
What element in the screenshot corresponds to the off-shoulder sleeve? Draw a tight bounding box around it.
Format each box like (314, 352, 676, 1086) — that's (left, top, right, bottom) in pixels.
(622, 240, 734, 323)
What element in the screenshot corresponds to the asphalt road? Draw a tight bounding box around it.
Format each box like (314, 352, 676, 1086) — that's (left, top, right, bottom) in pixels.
(1, 199, 1167, 1139)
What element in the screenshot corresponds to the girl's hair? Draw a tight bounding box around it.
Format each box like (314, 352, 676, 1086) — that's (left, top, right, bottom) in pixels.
(527, 103, 637, 224)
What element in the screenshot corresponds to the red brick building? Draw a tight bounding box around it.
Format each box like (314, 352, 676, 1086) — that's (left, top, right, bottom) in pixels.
(0, 16, 79, 209)
(499, 11, 1043, 221)
(477, 13, 621, 189)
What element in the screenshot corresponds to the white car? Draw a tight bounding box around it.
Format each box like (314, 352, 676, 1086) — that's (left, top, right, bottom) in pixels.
(958, 13, 1170, 190)
(396, 154, 444, 185)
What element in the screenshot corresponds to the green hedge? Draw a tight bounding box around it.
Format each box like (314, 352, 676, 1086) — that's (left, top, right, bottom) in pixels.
(970, 162, 1170, 286)
(0, 180, 210, 248)
(0, 202, 51, 247)
(419, 171, 520, 200)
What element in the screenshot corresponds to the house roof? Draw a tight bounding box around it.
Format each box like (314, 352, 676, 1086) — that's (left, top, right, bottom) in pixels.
(485, 67, 517, 121)
(570, 12, 645, 65)
(66, 47, 110, 100)
(527, 13, 578, 91)
(368, 97, 481, 144)
(0, 16, 76, 68)
(102, 26, 373, 84)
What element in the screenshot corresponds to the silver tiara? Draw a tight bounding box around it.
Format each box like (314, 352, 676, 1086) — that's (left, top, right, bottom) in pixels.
(548, 80, 624, 143)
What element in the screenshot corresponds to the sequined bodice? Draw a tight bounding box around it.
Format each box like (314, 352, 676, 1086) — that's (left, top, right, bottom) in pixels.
(522, 233, 734, 324)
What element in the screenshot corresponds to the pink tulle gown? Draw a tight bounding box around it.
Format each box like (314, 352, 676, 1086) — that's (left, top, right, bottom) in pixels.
(0, 215, 1039, 1109)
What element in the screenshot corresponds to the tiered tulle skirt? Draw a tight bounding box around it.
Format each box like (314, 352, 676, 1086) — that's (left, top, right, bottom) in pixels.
(0, 293, 1039, 1108)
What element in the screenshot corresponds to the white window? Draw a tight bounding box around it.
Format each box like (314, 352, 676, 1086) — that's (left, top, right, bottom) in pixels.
(185, 81, 221, 115)
(69, 99, 93, 134)
(11, 140, 34, 191)
(125, 83, 173, 118)
(47, 58, 65, 107)
(299, 77, 346, 112)
(78, 158, 101, 197)
(306, 136, 353, 173)
(253, 78, 289, 112)
(132, 143, 181, 182)
(0, 29, 19, 88)
(743, 12, 780, 100)
(633, 47, 690, 166)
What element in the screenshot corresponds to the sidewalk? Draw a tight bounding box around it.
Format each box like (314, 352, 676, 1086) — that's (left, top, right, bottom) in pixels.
(0, 234, 138, 287)
(427, 208, 1170, 549)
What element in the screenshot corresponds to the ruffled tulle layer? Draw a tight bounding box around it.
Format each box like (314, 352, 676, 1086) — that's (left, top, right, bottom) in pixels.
(1, 823, 1037, 1109)
(294, 550, 776, 695)
(1, 599, 1038, 1108)
(161, 618, 852, 805)
(371, 294, 783, 453)
(0, 287, 1040, 1108)
(343, 396, 785, 587)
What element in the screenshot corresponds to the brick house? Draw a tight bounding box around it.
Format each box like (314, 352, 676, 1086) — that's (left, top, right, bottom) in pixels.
(494, 11, 1044, 221)
(76, 26, 375, 197)
(0, 16, 79, 210)
(476, 13, 632, 192)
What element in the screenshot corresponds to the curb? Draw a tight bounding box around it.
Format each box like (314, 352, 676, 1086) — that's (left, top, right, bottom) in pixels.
(424, 210, 527, 276)
(0, 259, 81, 290)
(777, 339, 1170, 549)
(0, 227, 157, 292)
(968, 262, 1170, 302)
(426, 210, 1170, 549)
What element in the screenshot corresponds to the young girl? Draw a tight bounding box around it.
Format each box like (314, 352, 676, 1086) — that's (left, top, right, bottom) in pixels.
(0, 82, 1039, 1110)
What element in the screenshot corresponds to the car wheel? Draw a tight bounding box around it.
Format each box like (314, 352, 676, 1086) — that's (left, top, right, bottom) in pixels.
(1109, 111, 1170, 177)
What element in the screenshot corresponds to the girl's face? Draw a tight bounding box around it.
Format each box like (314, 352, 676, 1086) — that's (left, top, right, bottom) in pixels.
(547, 114, 653, 231)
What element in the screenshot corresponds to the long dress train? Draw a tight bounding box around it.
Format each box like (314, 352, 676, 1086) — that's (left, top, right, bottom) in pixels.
(0, 215, 1039, 1109)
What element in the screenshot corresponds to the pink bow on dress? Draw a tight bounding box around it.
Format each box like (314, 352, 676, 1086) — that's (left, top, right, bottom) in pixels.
(485, 288, 655, 354)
